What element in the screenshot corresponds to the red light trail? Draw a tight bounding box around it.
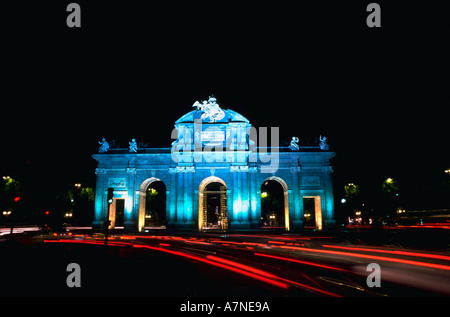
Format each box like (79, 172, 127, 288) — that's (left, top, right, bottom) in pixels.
(254, 252, 349, 272)
(133, 244, 290, 289)
(322, 244, 450, 261)
(43, 237, 342, 296)
(206, 255, 341, 297)
(42, 233, 450, 296)
(276, 245, 450, 271)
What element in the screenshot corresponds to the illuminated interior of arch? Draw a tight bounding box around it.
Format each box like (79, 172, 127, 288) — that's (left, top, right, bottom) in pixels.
(198, 176, 227, 230)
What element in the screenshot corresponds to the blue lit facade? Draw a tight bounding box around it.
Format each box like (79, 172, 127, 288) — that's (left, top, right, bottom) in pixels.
(92, 99, 336, 231)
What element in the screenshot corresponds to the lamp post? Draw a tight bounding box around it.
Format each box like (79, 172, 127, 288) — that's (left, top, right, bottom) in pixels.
(269, 214, 276, 226)
(2, 210, 11, 228)
(2, 210, 13, 235)
(2, 176, 22, 236)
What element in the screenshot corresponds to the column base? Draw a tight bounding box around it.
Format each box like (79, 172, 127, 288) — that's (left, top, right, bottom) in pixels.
(92, 220, 103, 230)
(124, 220, 136, 232)
(174, 221, 196, 230)
(291, 219, 304, 229)
(230, 220, 252, 229)
(324, 218, 336, 230)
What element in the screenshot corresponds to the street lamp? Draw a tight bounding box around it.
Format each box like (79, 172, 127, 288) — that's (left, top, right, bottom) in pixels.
(382, 177, 398, 194)
(3, 210, 13, 235)
(445, 168, 450, 174)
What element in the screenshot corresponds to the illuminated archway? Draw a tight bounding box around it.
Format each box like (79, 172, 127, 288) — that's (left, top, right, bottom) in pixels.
(303, 196, 322, 230)
(261, 177, 290, 230)
(138, 178, 166, 232)
(198, 176, 227, 230)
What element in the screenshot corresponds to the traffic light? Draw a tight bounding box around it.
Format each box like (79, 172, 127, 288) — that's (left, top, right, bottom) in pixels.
(13, 196, 20, 202)
(107, 187, 114, 204)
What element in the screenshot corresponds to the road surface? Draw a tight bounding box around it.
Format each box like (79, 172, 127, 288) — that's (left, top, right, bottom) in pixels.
(1, 231, 449, 297)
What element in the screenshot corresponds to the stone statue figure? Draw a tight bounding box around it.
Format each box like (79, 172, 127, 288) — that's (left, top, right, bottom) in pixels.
(129, 138, 138, 152)
(289, 136, 299, 151)
(192, 95, 225, 122)
(319, 135, 329, 150)
(98, 138, 109, 152)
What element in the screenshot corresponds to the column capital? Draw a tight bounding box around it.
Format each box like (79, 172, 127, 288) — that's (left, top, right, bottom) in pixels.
(230, 165, 249, 172)
(95, 168, 106, 175)
(321, 166, 334, 173)
(169, 166, 195, 173)
(126, 167, 137, 174)
(291, 166, 301, 173)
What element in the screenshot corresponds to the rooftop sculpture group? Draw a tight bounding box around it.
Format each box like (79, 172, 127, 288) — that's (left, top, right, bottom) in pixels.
(98, 138, 109, 153)
(192, 95, 225, 123)
(98, 138, 139, 153)
(319, 135, 329, 150)
(288, 135, 329, 151)
(129, 138, 138, 152)
(99, 134, 329, 153)
(289, 136, 299, 151)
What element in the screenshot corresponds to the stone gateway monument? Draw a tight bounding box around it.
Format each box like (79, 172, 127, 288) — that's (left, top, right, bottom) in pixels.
(92, 96, 336, 232)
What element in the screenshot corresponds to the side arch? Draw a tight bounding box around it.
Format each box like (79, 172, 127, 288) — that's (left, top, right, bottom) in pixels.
(138, 177, 165, 232)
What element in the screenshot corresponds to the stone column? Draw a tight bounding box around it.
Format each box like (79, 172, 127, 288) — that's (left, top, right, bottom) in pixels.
(93, 168, 106, 230)
(176, 171, 184, 225)
(168, 170, 177, 226)
(322, 166, 335, 229)
(230, 167, 238, 227)
(249, 167, 259, 228)
(125, 167, 137, 231)
(184, 169, 195, 226)
(291, 166, 303, 228)
(230, 166, 251, 228)
(241, 168, 250, 227)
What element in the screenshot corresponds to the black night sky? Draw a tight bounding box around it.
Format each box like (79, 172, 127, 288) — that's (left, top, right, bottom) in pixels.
(1, 1, 448, 214)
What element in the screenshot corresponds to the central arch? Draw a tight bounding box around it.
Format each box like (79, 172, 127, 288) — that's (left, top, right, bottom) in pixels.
(261, 176, 290, 230)
(198, 176, 228, 230)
